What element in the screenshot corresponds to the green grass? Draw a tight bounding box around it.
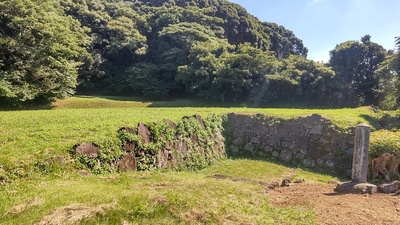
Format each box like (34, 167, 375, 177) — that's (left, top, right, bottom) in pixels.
(0, 96, 380, 224)
(0, 159, 319, 225)
(0, 97, 377, 167)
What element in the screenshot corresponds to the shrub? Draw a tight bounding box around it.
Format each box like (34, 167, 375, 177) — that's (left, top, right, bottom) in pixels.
(370, 130, 400, 158)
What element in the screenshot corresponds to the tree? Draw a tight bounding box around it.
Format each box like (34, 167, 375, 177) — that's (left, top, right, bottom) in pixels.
(376, 36, 400, 109)
(61, 0, 149, 94)
(263, 22, 308, 60)
(396, 36, 400, 71)
(217, 2, 270, 50)
(275, 55, 337, 105)
(1, 0, 320, 104)
(250, 55, 338, 106)
(59, 0, 314, 99)
(0, 0, 89, 106)
(123, 63, 178, 97)
(178, 42, 279, 103)
(212, 43, 278, 103)
(329, 35, 387, 106)
(177, 40, 231, 99)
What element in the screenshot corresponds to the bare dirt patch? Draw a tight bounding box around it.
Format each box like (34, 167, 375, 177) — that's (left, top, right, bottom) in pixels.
(7, 198, 44, 215)
(35, 201, 116, 225)
(267, 183, 400, 225)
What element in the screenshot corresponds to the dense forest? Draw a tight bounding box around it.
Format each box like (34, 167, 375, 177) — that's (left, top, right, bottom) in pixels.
(0, 0, 399, 108)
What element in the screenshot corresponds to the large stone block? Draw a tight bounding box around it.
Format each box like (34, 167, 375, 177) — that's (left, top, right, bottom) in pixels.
(379, 181, 400, 194)
(137, 122, 152, 145)
(73, 142, 100, 158)
(334, 181, 378, 195)
(193, 114, 206, 130)
(118, 154, 136, 172)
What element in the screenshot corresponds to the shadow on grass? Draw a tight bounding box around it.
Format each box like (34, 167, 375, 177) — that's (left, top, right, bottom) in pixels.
(5, 94, 355, 110)
(0, 103, 53, 111)
(226, 153, 350, 181)
(360, 114, 381, 130)
(81, 95, 346, 109)
(147, 100, 346, 109)
(77, 95, 156, 102)
(76, 95, 230, 108)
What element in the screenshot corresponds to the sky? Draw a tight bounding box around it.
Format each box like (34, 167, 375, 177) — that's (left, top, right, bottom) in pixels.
(229, 0, 400, 62)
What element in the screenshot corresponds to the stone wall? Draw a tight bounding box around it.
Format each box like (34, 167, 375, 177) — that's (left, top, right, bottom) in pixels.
(72, 113, 357, 177)
(71, 114, 226, 173)
(225, 113, 355, 176)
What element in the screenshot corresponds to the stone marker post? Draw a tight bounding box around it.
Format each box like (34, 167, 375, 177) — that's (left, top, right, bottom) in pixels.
(351, 124, 371, 183)
(334, 123, 377, 194)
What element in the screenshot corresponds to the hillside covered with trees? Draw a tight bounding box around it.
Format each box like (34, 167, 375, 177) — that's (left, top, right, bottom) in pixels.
(0, 0, 399, 108)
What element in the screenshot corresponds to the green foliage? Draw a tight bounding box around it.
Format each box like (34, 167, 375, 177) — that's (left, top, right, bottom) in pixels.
(218, 1, 271, 50)
(71, 137, 125, 174)
(375, 54, 400, 109)
(59, 0, 314, 103)
(376, 36, 400, 109)
(370, 130, 400, 158)
(61, 0, 148, 95)
(214, 43, 278, 102)
(71, 113, 226, 173)
(179, 42, 282, 104)
(179, 40, 338, 106)
(177, 40, 231, 98)
(329, 35, 387, 106)
(263, 22, 308, 59)
(1, 0, 397, 108)
(0, 0, 89, 106)
(265, 55, 337, 106)
(123, 63, 178, 97)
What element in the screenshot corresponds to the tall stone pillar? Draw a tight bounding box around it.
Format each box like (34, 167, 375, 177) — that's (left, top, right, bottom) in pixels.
(351, 124, 370, 183)
(334, 124, 377, 194)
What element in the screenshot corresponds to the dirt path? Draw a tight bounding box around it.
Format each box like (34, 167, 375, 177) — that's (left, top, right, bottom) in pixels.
(267, 183, 400, 225)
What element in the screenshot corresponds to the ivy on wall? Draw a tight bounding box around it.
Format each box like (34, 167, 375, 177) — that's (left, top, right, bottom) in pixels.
(70, 114, 226, 174)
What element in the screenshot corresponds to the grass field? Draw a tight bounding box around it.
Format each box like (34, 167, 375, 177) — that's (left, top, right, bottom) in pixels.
(0, 96, 382, 224)
(0, 159, 331, 224)
(0, 158, 338, 225)
(0, 96, 377, 168)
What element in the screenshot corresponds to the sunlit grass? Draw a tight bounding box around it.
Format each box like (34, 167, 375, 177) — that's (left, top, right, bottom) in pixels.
(0, 95, 373, 224)
(0, 96, 377, 170)
(0, 159, 319, 225)
(52, 96, 152, 108)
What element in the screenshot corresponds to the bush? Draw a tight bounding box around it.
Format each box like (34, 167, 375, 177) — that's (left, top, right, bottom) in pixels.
(370, 130, 400, 158)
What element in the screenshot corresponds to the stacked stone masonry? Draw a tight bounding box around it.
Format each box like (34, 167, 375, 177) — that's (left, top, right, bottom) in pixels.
(225, 113, 355, 176)
(72, 114, 226, 172)
(72, 113, 357, 176)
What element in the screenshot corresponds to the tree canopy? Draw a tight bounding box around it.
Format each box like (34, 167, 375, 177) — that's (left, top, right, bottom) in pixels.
(329, 35, 387, 106)
(375, 36, 400, 109)
(0, 0, 89, 106)
(0, 0, 398, 108)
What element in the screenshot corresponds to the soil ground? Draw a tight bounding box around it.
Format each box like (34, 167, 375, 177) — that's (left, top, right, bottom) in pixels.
(267, 183, 400, 225)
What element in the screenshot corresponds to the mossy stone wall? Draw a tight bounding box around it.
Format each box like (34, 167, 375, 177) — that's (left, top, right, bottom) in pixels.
(72, 113, 356, 177)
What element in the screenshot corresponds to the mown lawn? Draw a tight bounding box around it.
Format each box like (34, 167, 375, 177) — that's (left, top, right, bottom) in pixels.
(0, 96, 378, 224)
